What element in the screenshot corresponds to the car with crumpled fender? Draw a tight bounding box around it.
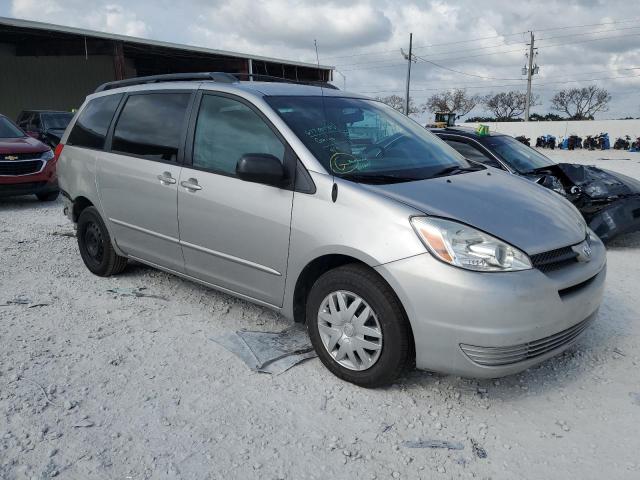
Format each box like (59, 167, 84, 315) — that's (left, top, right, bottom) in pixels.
(432, 126, 640, 243)
(57, 73, 606, 387)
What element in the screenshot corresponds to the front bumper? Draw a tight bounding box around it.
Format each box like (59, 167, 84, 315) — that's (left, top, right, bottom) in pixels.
(375, 238, 606, 378)
(588, 196, 640, 243)
(0, 158, 58, 198)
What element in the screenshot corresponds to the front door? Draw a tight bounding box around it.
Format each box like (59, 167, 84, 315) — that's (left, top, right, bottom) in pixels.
(177, 93, 294, 307)
(97, 91, 193, 272)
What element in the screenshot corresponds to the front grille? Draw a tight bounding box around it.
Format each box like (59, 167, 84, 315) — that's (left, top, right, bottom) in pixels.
(1, 152, 43, 160)
(530, 246, 579, 273)
(0, 160, 43, 176)
(460, 316, 594, 367)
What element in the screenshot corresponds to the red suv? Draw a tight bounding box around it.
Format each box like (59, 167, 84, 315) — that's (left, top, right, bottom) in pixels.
(0, 114, 60, 201)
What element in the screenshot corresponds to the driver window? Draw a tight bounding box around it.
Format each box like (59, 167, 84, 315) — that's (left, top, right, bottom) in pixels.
(444, 139, 504, 169)
(193, 95, 285, 176)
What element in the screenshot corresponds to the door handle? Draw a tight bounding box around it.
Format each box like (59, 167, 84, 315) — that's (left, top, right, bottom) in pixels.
(157, 172, 177, 185)
(180, 178, 203, 192)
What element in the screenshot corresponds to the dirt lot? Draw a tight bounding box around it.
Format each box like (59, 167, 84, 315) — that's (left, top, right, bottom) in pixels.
(1, 149, 639, 480)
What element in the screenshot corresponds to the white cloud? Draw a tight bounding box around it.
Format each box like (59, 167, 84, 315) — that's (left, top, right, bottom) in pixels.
(11, 0, 150, 37)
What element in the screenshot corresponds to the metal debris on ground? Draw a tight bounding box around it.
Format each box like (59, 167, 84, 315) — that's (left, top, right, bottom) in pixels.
(402, 440, 465, 450)
(470, 438, 488, 458)
(106, 287, 168, 301)
(50, 231, 76, 238)
(28, 303, 51, 308)
(1, 295, 31, 306)
(211, 324, 317, 375)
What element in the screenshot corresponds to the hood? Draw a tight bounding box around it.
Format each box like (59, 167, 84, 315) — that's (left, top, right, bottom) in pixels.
(0, 136, 49, 154)
(365, 168, 586, 255)
(554, 163, 640, 199)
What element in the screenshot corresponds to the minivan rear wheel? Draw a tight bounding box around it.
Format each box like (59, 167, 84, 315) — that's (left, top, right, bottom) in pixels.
(77, 206, 127, 276)
(306, 264, 410, 388)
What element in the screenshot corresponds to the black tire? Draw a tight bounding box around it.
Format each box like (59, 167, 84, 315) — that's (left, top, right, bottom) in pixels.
(36, 190, 59, 202)
(77, 206, 127, 276)
(306, 263, 411, 388)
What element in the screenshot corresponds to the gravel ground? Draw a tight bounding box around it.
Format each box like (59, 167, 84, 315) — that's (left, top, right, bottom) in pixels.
(1, 149, 639, 480)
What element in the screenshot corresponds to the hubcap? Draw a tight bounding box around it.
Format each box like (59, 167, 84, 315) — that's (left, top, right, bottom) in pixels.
(317, 290, 382, 371)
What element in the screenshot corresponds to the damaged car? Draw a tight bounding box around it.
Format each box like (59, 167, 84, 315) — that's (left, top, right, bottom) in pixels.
(16, 110, 74, 148)
(433, 126, 640, 243)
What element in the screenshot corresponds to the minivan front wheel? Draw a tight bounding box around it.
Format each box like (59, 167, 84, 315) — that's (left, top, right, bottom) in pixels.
(77, 206, 127, 276)
(306, 264, 410, 388)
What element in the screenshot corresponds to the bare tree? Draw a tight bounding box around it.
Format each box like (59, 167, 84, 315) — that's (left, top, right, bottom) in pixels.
(482, 91, 539, 120)
(375, 95, 420, 115)
(551, 85, 611, 120)
(423, 89, 480, 117)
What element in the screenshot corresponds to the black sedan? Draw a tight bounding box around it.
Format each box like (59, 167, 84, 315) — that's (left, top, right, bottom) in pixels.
(431, 126, 640, 243)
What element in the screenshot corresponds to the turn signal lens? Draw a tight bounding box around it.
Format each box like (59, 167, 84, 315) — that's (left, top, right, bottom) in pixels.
(53, 143, 64, 162)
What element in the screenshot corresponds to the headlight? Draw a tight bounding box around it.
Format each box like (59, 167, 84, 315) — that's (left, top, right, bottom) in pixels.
(410, 217, 532, 272)
(40, 150, 54, 161)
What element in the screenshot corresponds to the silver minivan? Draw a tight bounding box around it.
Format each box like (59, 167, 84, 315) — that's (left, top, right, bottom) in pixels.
(58, 73, 606, 387)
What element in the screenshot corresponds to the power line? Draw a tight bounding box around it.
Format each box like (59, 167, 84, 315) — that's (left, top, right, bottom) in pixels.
(339, 30, 640, 72)
(332, 39, 526, 67)
(413, 54, 522, 80)
(321, 32, 527, 61)
(322, 17, 640, 63)
(532, 17, 640, 33)
(358, 73, 640, 95)
(537, 25, 640, 42)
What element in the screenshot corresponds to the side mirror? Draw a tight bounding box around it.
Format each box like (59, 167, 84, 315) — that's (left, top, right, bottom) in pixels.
(236, 154, 286, 187)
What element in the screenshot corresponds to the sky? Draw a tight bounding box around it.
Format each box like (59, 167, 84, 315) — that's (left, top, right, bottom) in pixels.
(2, 0, 639, 122)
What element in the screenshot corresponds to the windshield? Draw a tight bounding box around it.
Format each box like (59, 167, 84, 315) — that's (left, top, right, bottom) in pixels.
(265, 96, 478, 183)
(42, 112, 74, 130)
(483, 135, 555, 173)
(0, 117, 25, 138)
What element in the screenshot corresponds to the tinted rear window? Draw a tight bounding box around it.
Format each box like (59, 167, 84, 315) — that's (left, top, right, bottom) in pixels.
(67, 94, 122, 150)
(111, 93, 191, 162)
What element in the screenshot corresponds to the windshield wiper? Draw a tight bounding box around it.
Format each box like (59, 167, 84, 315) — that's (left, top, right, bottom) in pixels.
(341, 173, 417, 184)
(432, 165, 482, 178)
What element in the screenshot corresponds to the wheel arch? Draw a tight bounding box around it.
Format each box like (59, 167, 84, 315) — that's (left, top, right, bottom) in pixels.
(72, 195, 94, 222)
(291, 253, 415, 365)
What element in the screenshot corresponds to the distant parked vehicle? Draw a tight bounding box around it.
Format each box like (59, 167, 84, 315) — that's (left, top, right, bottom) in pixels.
(535, 135, 556, 149)
(596, 132, 610, 150)
(613, 135, 631, 150)
(16, 110, 74, 148)
(432, 126, 640, 243)
(514, 135, 530, 146)
(562, 135, 582, 150)
(0, 114, 59, 201)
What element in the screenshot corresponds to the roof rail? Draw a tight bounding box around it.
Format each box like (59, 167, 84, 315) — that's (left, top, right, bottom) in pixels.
(94, 72, 238, 93)
(234, 73, 339, 89)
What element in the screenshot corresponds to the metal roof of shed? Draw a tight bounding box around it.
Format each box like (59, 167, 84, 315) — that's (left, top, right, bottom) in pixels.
(0, 16, 334, 71)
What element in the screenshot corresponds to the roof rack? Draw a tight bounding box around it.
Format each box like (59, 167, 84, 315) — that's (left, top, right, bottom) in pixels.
(234, 73, 340, 90)
(95, 71, 339, 93)
(94, 72, 238, 93)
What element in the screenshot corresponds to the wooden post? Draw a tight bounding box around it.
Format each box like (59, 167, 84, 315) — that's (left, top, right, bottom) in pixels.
(113, 41, 126, 80)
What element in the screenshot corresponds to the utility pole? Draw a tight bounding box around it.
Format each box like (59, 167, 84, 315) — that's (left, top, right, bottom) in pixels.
(402, 33, 415, 116)
(524, 31, 535, 121)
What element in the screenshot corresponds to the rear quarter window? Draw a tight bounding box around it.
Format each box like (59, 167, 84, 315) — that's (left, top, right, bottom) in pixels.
(111, 93, 191, 162)
(67, 94, 123, 150)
